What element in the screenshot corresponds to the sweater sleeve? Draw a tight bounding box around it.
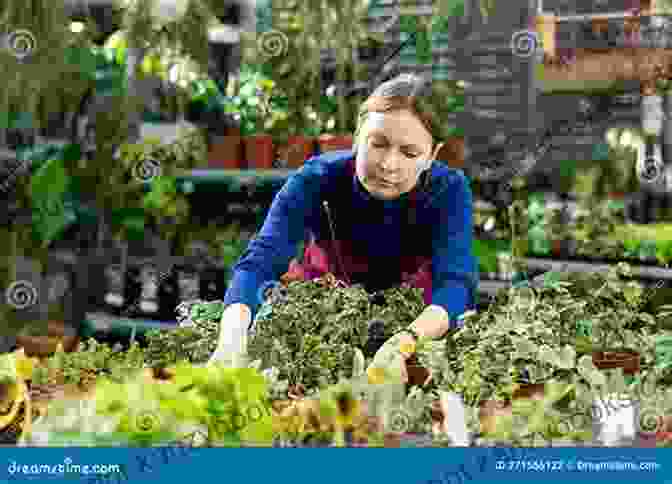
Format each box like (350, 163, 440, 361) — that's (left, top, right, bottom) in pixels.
(223, 158, 324, 320)
(430, 171, 478, 327)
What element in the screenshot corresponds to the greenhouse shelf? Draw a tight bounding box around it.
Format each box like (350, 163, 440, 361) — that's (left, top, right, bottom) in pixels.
(174, 169, 295, 194)
(477, 279, 509, 296)
(523, 257, 672, 281)
(82, 311, 177, 340)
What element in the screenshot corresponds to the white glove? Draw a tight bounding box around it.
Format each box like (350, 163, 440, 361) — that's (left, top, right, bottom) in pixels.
(207, 303, 251, 367)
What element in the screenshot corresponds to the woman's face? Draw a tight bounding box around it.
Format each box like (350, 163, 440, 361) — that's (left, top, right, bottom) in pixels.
(355, 109, 442, 200)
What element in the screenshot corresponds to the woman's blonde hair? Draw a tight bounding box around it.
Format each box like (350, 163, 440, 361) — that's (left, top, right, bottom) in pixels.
(354, 73, 454, 152)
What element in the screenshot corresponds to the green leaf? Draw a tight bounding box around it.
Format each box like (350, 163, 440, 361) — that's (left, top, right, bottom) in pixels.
(557, 346, 576, 370)
(623, 281, 644, 306)
(29, 158, 70, 245)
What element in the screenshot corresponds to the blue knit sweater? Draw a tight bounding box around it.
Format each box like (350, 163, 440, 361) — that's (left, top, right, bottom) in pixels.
(223, 150, 478, 325)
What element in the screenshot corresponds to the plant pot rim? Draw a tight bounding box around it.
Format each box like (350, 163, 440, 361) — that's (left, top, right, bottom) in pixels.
(593, 349, 640, 359)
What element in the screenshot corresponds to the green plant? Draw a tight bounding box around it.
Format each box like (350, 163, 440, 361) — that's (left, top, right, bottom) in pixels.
(484, 381, 593, 446)
(571, 199, 625, 259)
(23, 363, 274, 447)
(143, 327, 204, 369)
(246, 276, 424, 391)
(228, 66, 289, 137)
(438, 263, 658, 408)
(656, 240, 672, 267)
(31, 339, 147, 387)
(241, 1, 322, 139)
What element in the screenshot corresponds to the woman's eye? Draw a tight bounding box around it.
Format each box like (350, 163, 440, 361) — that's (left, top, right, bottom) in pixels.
(372, 142, 386, 148)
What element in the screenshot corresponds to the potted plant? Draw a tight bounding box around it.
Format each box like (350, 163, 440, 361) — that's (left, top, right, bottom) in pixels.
(585, 265, 659, 375)
(423, 80, 466, 169)
(9, 153, 81, 357)
(436, 262, 659, 441)
(316, 89, 354, 153)
(570, 199, 624, 262)
(540, 201, 568, 257)
(240, 5, 319, 168)
(207, 90, 244, 170)
(304, 0, 377, 153)
(276, 106, 320, 168)
(232, 66, 288, 169)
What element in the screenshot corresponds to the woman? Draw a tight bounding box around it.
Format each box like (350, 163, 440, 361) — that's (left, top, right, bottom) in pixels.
(209, 73, 477, 381)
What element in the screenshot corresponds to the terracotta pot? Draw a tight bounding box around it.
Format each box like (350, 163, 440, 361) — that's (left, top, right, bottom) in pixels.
(16, 320, 79, 357)
(479, 383, 546, 435)
(243, 134, 275, 169)
(284, 136, 315, 168)
(208, 134, 243, 169)
(317, 134, 354, 153)
(592, 350, 640, 375)
(438, 137, 465, 168)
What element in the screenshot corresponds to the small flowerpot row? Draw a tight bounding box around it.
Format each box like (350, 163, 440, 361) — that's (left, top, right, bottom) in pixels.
(478, 349, 672, 444)
(526, 239, 672, 268)
(207, 133, 354, 170)
(208, 133, 467, 170)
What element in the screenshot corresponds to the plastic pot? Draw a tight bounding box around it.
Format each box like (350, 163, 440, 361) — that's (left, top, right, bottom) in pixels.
(208, 134, 243, 169)
(243, 134, 275, 169)
(317, 134, 354, 153)
(592, 349, 641, 375)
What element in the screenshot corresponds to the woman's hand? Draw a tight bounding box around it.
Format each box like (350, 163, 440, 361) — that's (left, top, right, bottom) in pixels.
(207, 303, 251, 367)
(367, 332, 416, 384)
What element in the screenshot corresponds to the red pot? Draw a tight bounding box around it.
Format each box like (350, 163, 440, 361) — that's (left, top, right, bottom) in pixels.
(284, 136, 316, 168)
(244, 134, 275, 169)
(318, 134, 354, 153)
(208, 134, 243, 169)
(552, 240, 563, 255)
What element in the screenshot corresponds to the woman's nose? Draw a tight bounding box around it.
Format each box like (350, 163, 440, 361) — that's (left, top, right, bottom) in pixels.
(378, 152, 402, 172)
